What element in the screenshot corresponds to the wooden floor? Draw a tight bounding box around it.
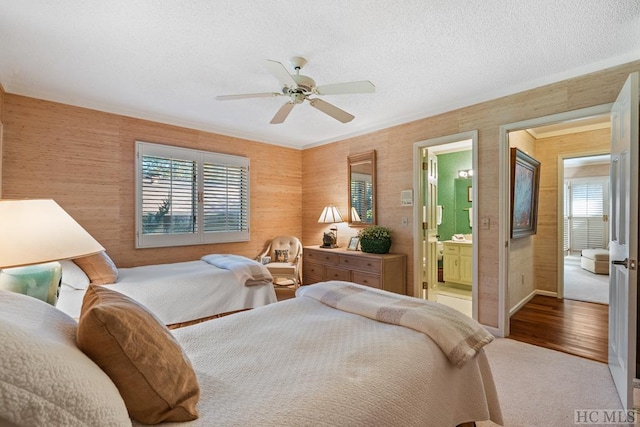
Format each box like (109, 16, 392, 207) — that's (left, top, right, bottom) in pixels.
(509, 295, 608, 363)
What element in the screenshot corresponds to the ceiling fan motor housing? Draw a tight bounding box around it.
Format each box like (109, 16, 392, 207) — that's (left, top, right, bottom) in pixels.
(291, 74, 315, 92)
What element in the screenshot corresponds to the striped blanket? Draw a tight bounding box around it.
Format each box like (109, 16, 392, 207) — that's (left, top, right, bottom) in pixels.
(201, 254, 273, 286)
(297, 281, 494, 367)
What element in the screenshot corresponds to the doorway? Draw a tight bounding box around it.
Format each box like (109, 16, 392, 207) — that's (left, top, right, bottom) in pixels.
(412, 131, 477, 319)
(501, 110, 612, 363)
(497, 104, 613, 337)
(562, 154, 611, 305)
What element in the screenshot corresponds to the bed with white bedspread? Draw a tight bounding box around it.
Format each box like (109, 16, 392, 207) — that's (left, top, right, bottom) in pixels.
(0, 281, 503, 426)
(57, 256, 277, 326)
(155, 283, 503, 426)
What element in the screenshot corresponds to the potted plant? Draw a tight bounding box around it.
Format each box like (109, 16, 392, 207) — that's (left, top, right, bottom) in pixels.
(357, 225, 392, 254)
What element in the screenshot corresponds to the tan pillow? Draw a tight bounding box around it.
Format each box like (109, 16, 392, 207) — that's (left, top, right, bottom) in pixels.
(77, 285, 200, 424)
(73, 251, 118, 285)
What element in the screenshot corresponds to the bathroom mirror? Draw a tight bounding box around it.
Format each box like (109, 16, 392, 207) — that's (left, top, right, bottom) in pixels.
(348, 150, 376, 226)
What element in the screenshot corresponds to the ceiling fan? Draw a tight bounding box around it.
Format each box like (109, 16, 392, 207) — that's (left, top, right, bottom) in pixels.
(216, 57, 375, 124)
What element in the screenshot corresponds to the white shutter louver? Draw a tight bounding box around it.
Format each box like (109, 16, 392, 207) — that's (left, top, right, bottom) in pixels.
(566, 178, 608, 253)
(136, 142, 249, 248)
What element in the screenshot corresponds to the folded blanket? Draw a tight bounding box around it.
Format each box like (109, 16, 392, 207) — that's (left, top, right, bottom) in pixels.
(297, 281, 494, 368)
(201, 255, 273, 286)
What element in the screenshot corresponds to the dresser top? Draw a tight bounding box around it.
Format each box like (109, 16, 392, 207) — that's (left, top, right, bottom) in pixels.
(304, 246, 405, 258)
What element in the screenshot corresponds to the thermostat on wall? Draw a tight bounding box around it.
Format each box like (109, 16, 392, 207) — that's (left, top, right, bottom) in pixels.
(401, 190, 413, 206)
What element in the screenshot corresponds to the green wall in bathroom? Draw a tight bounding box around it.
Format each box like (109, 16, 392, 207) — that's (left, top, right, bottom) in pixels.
(437, 151, 472, 240)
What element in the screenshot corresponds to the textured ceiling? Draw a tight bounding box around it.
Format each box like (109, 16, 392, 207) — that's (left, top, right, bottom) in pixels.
(1, 1, 639, 149)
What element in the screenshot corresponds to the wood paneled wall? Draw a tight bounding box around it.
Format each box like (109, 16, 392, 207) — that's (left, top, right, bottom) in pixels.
(534, 128, 610, 294)
(302, 60, 640, 327)
(507, 130, 537, 310)
(1, 94, 302, 267)
(2, 61, 639, 329)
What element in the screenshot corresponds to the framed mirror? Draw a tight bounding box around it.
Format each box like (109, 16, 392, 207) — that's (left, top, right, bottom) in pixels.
(348, 150, 376, 226)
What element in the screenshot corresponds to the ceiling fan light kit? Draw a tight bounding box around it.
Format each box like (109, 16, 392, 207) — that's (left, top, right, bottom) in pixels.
(216, 57, 374, 124)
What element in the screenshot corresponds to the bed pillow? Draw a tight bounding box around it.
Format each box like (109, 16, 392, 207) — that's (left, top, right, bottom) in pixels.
(0, 290, 130, 426)
(60, 259, 91, 289)
(73, 251, 118, 285)
(77, 284, 200, 424)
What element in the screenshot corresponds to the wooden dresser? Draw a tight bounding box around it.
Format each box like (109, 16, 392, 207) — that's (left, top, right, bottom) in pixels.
(303, 246, 406, 295)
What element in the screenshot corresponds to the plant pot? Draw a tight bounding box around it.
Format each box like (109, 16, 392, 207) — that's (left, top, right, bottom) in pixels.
(359, 237, 391, 254)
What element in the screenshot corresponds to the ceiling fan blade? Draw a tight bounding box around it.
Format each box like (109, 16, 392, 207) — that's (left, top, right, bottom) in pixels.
(264, 60, 298, 89)
(270, 102, 295, 124)
(315, 80, 375, 95)
(308, 98, 354, 123)
(216, 92, 281, 101)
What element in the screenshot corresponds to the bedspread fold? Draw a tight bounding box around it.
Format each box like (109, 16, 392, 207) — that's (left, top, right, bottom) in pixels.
(297, 281, 494, 368)
(201, 254, 273, 286)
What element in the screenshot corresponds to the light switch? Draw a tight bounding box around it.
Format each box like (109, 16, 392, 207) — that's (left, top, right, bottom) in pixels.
(481, 217, 490, 230)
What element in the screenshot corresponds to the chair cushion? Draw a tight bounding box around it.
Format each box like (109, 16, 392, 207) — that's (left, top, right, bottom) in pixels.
(77, 284, 200, 424)
(274, 249, 289, 262)
(266, 262, 296, 275)
(581, 248, 609, 262)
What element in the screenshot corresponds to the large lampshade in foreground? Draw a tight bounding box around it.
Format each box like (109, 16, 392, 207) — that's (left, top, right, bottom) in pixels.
(0, 199, 105, 304)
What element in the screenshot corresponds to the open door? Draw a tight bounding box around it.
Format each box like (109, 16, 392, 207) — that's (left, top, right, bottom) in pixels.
(423, 149, 439, 300)
(609, 71, 639, 411)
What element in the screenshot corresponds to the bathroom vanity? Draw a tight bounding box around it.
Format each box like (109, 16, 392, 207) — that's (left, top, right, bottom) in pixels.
(442, 240, 472, 287)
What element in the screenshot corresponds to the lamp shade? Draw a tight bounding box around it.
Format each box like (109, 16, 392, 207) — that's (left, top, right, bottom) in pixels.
(0, 199, 105, 268)
(350, 207, 362, 222)
(317, 205, 344, 224)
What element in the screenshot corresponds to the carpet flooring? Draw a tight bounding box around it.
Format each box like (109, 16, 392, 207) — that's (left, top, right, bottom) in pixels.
(478, 338, 622, 427)
(564, 255, 609, 305)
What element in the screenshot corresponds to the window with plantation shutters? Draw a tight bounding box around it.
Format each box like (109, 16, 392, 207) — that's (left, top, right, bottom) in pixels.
(136, 141, 249, 248)
(564, 177, 609, 254)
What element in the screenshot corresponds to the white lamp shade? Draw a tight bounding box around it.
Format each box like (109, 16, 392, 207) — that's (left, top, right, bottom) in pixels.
(350, 207, 362, 222)
(0, 199, 105, 268)
(318, 205, 344, 224)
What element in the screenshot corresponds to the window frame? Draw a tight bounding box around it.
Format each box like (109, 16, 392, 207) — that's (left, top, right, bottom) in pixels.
(135, 141, 250, 248)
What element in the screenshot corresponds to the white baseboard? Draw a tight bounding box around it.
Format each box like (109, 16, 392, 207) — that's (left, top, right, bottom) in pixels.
(509, 289, 558, 317)
(483, 324, 502, 338)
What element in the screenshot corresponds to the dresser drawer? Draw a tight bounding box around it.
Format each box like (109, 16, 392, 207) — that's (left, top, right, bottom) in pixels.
(444, 245, 459, 255)
(339, 255, 381, 272)
(352, 271, 381, 289)
(304, 250, 339, 265)
(325, 266, 350, 281)
(303, 271, 324, 285)
(304, 262, 325, 278)
(460, 246, 472, 257)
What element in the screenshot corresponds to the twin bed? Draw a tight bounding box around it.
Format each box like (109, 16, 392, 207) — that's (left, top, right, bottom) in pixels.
(1, 279, 503, 426)
(56, 253, 277, 327)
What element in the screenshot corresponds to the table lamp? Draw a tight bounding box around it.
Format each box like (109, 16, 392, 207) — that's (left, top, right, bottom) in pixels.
(0, 199, 105, 305)
(318, 205, 343, 248)
(350, 207, 362, 223)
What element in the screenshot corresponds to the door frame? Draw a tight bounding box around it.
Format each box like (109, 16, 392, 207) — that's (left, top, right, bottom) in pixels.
(497, 104, 613, 336)
(412, 130, 478, 318)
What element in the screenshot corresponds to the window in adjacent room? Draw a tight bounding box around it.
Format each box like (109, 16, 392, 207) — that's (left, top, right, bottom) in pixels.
(564, 176, 609, 254)
(135, 141, 249, 248)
